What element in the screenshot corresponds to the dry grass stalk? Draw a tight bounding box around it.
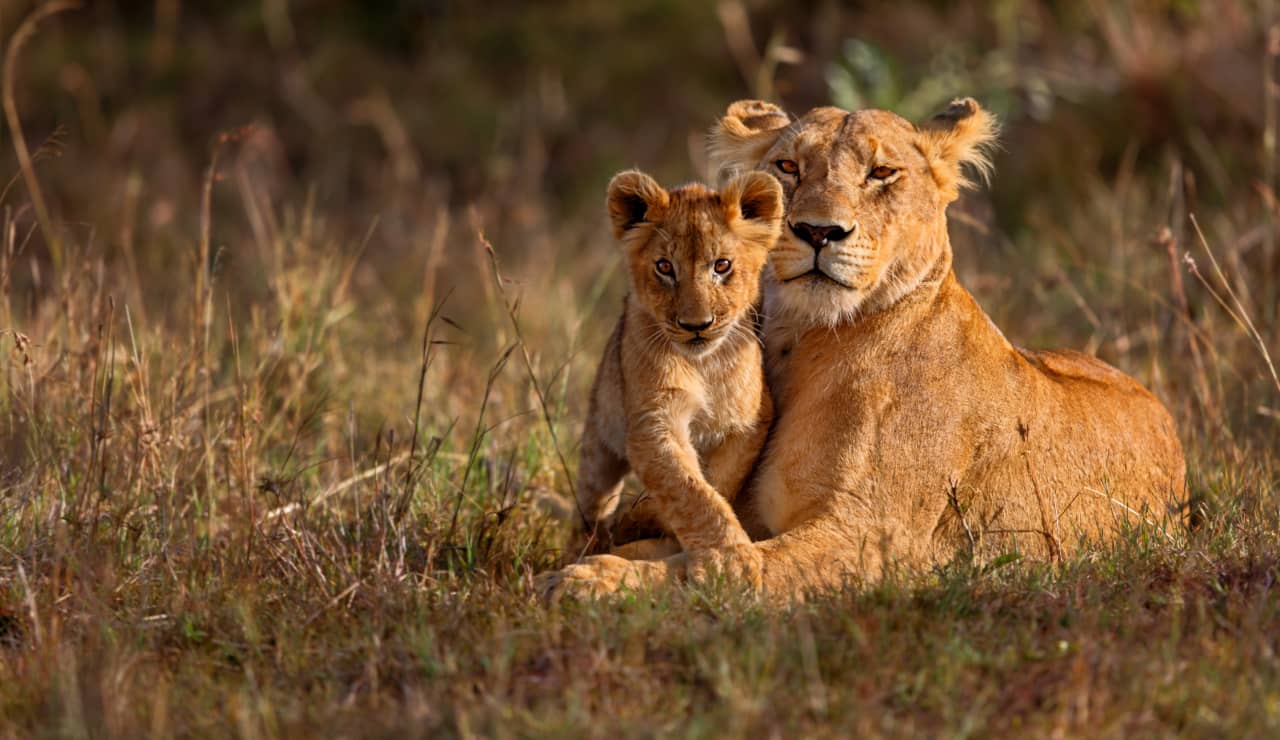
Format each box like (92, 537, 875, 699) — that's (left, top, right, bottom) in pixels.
(1186, 214, 1280, 399)
(1, 1, 78, 272)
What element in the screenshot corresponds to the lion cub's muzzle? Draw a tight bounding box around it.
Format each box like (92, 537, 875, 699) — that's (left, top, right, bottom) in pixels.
(670, 314, 732, 355)
(676, 316, 714, 333)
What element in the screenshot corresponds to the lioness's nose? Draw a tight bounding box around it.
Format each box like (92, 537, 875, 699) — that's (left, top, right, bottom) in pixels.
(790, 222, 851, 250)
(677, 316, 714, 332)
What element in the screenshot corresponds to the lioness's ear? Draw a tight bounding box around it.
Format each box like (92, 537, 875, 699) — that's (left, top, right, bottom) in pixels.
(722, 171, 783, 247)
(916, 97, 999, 203)
(708, 100, 792, 185)
(606, 170, 668, 241)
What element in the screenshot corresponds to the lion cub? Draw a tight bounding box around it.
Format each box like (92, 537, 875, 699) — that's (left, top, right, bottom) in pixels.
(576, 169, 783, 558)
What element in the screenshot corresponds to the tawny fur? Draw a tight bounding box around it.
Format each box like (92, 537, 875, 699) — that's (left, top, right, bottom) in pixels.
(574, 169, 784, 555)
(540, 98, 1186, 603)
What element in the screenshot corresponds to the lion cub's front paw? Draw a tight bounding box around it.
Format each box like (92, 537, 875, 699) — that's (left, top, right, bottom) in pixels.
(535, 555, 668, 604)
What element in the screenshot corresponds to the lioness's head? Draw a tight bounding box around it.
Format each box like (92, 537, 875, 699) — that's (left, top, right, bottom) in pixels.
(709, 98, 997, 326)
(606, 169, 783, 357)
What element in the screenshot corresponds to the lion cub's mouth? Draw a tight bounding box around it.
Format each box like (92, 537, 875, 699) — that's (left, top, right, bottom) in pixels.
(672, 332, 724, 357)
(683, 335, 716, 353)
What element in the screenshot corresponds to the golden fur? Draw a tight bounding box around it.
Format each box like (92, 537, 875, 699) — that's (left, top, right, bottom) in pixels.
(572, 169, 783, 556)
(540, 98, 1186, 602)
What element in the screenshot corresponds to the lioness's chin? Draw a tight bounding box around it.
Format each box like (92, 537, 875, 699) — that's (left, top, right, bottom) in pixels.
(770, 278, 866, 327)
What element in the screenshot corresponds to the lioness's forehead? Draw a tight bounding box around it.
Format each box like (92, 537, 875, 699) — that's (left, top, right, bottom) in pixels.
(790, 107, 916, 159)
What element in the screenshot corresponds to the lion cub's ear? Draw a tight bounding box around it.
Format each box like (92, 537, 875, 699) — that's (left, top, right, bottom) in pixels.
(606, 170, 669, 241)
(708, 100, 792, 185)
(916, 97, 999, 203)
(721, 171, 784, 248)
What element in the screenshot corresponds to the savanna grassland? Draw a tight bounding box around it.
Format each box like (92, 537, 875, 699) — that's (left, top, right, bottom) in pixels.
(1, 2, 1278, 736)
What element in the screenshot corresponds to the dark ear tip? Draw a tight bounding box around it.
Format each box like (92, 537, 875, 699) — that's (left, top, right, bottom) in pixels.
(931, 97, 980, 124)
(723, 99, 792, 132)
(726, 99, 784, 117)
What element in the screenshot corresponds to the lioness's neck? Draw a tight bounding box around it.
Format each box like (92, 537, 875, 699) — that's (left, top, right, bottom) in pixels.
(860, 217, 953, 321)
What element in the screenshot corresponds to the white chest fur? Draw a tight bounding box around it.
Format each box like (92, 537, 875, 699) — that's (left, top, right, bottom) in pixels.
(685, 337, 763, 454)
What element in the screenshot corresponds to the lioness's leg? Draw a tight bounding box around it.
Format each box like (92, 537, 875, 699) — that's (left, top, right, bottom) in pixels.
(610, 537, 681, 560)
(538, 513, 862, 603)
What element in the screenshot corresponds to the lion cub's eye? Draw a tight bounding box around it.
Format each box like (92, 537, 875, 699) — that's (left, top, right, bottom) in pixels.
(655, 259, 674, 276)
(714, 258, 732, 275)
(775, 159, 799, 175)
(869, 165, 897, 181)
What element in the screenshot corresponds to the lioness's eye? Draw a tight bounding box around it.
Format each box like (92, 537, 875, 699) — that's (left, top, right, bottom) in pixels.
(869, 165, 897, 181)
(714, 258, 732, 274)
(775, 159, 799, 175)
(655, 259, 674, 276)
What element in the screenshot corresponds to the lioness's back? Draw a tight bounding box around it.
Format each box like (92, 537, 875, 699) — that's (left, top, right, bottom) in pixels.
(1005, 345, 1186, 539)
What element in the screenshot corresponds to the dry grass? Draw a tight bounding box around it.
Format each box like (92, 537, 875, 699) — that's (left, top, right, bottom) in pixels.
(0, 1, 1278, 736)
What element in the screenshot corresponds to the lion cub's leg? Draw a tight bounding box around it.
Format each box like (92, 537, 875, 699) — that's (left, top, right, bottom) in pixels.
(607, 492, 668, 543)
(576, 417, 630, 529)
(574, 315, 630, 539)
(627, 413, 752, 552)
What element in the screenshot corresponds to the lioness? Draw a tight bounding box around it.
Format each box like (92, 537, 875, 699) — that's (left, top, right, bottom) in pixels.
(541, 98, 1185, 601)
(574, 169, 783, 557)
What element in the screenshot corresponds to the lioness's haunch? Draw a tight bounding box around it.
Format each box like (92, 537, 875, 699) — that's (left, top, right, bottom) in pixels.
(573, 170, 783, 561)
(540, 99, 1185, 602)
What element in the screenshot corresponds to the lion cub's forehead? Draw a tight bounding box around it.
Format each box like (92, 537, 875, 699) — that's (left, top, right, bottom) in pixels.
(652, 184, 728, 257)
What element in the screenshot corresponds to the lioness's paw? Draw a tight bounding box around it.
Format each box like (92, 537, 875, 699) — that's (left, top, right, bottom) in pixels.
(685, 545, 764, 591)
(535, 555, 667, 605)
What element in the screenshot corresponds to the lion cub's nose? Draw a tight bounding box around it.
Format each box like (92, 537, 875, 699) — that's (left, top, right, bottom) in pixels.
(677, 317, 714, 332)
(790, 222, 851, 250)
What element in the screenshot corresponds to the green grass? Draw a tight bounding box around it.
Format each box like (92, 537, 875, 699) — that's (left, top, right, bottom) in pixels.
(2, 1, 1280, 736)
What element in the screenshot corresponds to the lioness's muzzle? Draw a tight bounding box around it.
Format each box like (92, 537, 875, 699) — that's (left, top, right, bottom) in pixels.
(789, 222, 851, 249)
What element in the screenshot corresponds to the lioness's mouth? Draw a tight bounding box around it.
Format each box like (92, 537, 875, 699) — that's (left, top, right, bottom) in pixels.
(782, 268, 856, 290)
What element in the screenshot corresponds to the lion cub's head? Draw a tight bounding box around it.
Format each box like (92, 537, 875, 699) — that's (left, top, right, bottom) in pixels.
(709, 98, 998, 326)
(606, 170, 783, 357)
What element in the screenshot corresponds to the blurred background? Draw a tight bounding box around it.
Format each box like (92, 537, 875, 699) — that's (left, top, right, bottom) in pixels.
(2, 0, 1277, 544)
